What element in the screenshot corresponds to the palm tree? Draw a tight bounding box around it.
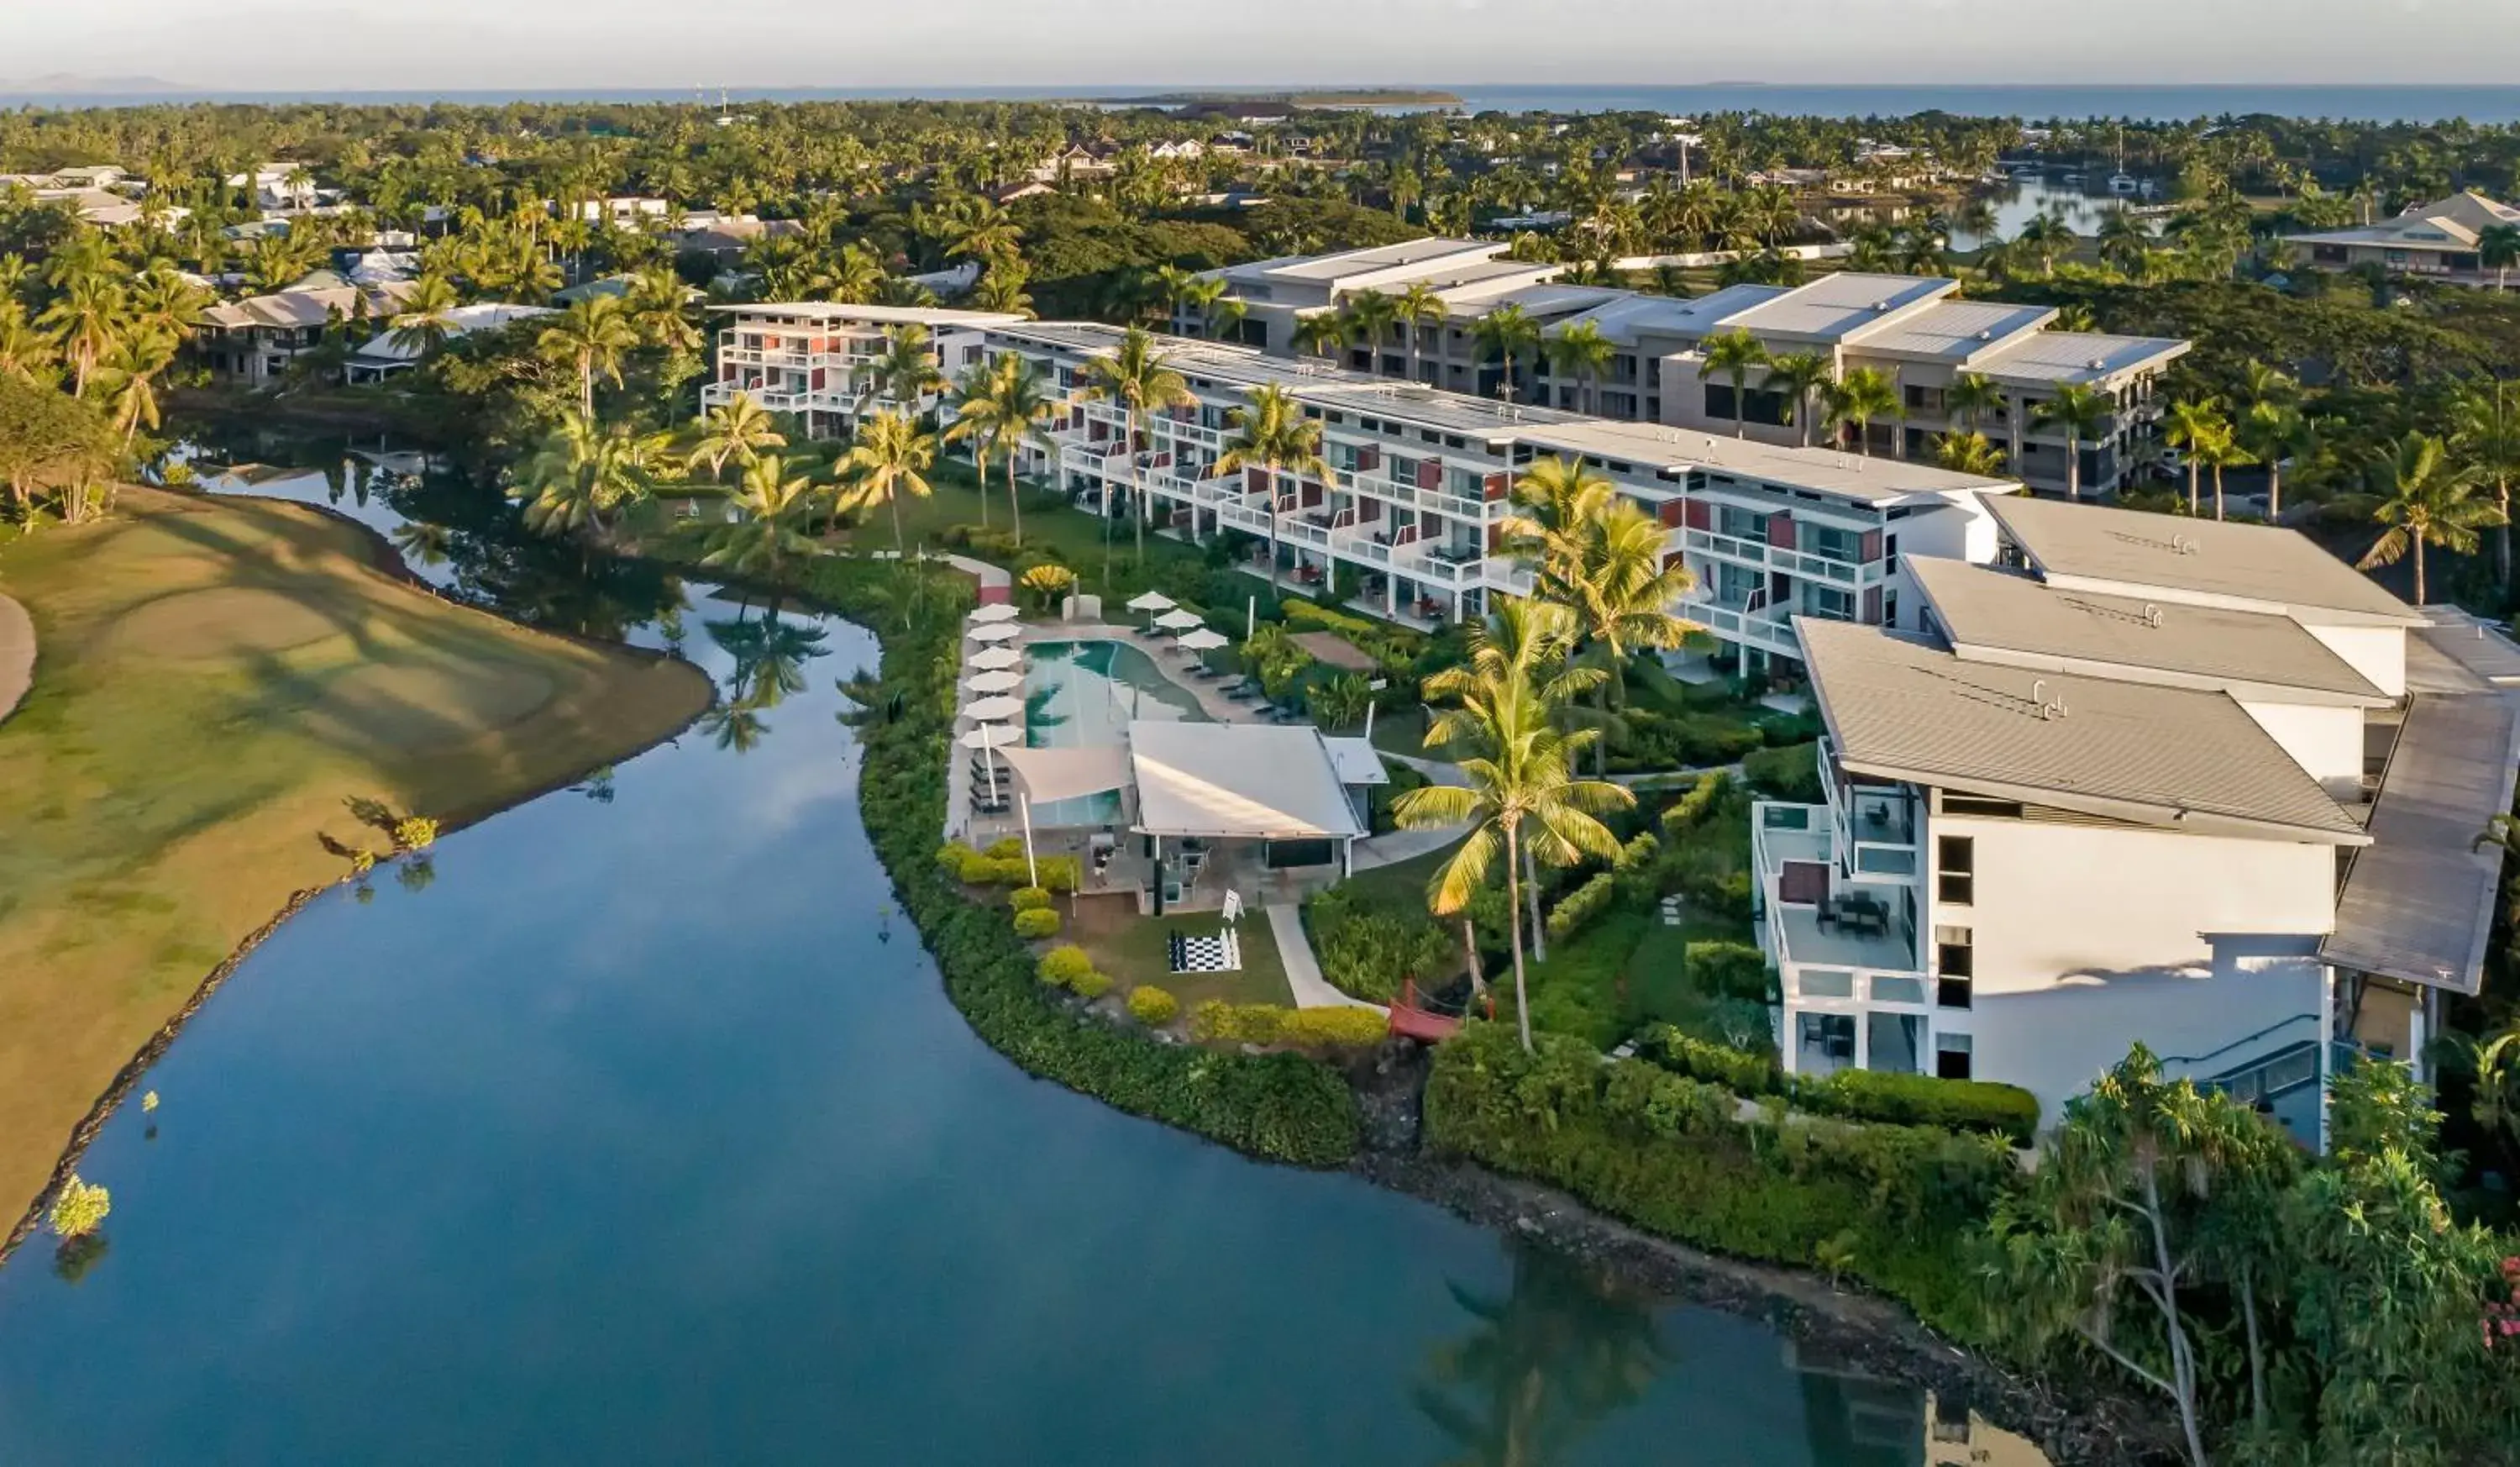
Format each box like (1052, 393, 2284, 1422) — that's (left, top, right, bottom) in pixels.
(536, 293, 640, 418)
(953, 354, 1056, 545)
(1760, 350, 1835, 448)
(515, 412, 672, 538)
(2453, 379, 2520, 594)
(1825, 366, 1902, 457)
(859, 323, 945, 421)
(1933, 431, 2008, 476)
(2164, 397, 2226, 515)
(386, 274, 460, 359)
(1541, 320, 1614, 415)
(701, 454, 824, 579)
(688, 391, 787, 483)
(835, 408, 938, 557)
(1394, 599, 1633, 1053)
(2355, 432, 2499, 605)
(1944, 371, 2005, 434)
(2032, 382, 2117, 502)
(1699, 329, 1767, 438)
(1344, 288, 1401, 377)
(1079, 326, 1193, 567)
(37, 271, 125, 399)
(2189, 419, 2254, 522)
(1214, 381, 1328, 592)
(1292, 310, 1349, 363)
(2238, 402, 2315, 523)
(1397, 280, 1446, 386)
(1471, 303, 1541, 403)
(95, 328, 176, 445)
(2480, 222, 2520, 292)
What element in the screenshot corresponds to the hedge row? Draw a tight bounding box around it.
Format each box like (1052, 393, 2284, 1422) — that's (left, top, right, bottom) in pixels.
(1638, 1024, 2040, 1146)
(781, 555, 1363, 1168)
(1187, 1001, 1389, 1049)
(1425, 1022, 2014, 1336)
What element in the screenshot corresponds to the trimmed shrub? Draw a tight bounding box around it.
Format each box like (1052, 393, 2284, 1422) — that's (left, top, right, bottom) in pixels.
(1127, 986, 1179, 1026)
(1189, 1002, 1386, 1049)
(1425, 1023, 2013, 1337)
(1742, 742, 1824, 803)
(1683, 941, 1772, 1003)
(1012, 907, 1062, 939)
(984, 837, 1026, 861)
(1641, 1023, 1782, 1096)
(1010, 886, 1053, 912)
(1070, 970, 1113, 1001)
(1037, 944, 1095, 988)
(1034, 855, 1083, 893)
(1795, 1069, 2041, 1147)
(1306, 886, 1452, 1004)
(1659, 770, 1732, 830)
(1544, 871, 1619, 945)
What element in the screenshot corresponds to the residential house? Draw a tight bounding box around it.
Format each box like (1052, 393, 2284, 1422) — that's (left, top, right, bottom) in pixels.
(1751, 497, 2517, 1144)
(2283, 191, 2520, 287)
(197, 281, 417, 386)
(344, 302, 555, 383)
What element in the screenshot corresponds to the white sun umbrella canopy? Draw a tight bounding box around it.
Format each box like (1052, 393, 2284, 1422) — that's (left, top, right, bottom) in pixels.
(1176, 627, 1229, 653)
(968, 644, 1025, 671)
(959, 725, 1017, 750)
(966, 621, 1023, 644)
(966, 670, 1025, 695)
(968, 602, 1021, 623)
(1126, 591, 1177, 613)
(1153, 608, 1205, 634)
(965, 695, 1026, 723)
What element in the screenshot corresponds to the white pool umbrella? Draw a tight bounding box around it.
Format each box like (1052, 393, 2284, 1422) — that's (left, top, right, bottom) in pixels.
(966, 622, 1023, 644)
(1176, 627, 1229, 653)
(969, 602, 1021, 623)
(968, 645, 1025, 671)
(966, 670, 1024, 695)
(959, 725, 1016, 751)
(1126, 591, 1176, 613)
(965, 695, 1026, 723)
(1153, 608, 1203, 634)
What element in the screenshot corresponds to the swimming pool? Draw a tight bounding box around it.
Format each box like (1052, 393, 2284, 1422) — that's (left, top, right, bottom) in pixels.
(1021, 640, 1210, 827)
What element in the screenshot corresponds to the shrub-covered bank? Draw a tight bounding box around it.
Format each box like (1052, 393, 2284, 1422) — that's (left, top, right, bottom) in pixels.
(760, 555, 1362, 1167)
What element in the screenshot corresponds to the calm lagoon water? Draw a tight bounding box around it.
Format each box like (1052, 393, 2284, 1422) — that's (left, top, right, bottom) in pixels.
(0, 461, 2045, 1465)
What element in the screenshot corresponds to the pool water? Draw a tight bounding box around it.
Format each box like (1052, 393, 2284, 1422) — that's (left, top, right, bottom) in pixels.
(1021, 640, 1210, 827)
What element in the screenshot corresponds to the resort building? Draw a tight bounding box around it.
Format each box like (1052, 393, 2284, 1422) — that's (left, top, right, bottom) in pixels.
(197, 280, 417, 387)
(2283, 192, 2520, 288)
(344, 302, 555, 384)
(701, 302, 1023, 440)
(1192, 241, 2190, 500)
(1750, 497, 2520, 1144)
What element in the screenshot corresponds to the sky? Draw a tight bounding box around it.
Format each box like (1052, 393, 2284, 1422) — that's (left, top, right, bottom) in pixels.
(12, 0, 2520, 93)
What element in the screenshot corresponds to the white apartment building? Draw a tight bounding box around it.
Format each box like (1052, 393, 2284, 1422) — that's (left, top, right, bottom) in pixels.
(968, 319, 2018, 661)
(1191, 241, 2190, 500)
(1751, 497, 2520, 1145)
(701, 303, 1021, 439)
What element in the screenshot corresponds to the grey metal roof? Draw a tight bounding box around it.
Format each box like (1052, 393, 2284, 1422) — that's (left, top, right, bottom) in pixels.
(1987, 495, 2421, 624)
(1716, 272, 1958, 344)
(1128, 721, 1367, 840)
(1797, 618, 2369, 842)
(2321, 691, 2520, 994)
(1969, 329, 2191, 386)
(1908, 558, 2386, 702)
(1851, 300, 2057, 363)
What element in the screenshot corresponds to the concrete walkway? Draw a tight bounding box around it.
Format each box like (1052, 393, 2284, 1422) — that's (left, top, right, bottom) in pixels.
(1350, 824, 1467, 871)
(0, 593, 31, 725)
(1266, 902, 1385, 1013)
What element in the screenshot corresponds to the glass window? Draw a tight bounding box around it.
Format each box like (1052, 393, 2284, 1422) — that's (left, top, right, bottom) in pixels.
(1716, 506, 1767, 543)
(1935, 924, 1973, 979)
(1935, 1031, 1973, 1081)
(1872, 975, 1927, 1006)
(1798, 969, 1855, 998)
(1937, 836, 1975, 905)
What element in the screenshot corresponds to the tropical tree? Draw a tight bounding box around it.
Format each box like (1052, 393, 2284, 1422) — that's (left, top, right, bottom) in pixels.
(1292, 309, 1348, 363)
(2032, 382, 2117, 502)
(1699, 329, 1767, 438)
(2481, 221, 2520, 292)
(94, 328, 176, 445)
(953, 353, 1056, 544)
(859, 323, 944, 419)
(2354, 432, 2498, 604)
(1761, 350, 1835, 448)
(2453, 378, 2520, 593)
(1470, 302, 1541, 404)
(835, 408, 937, 557)
(515, 412, 673, 538)
(1541, 319, 1614, 415)
(1394, 599, 1633, 1051)
(687, 391, 786, 486)
(1079, 325, 1193, 566)
(1215, 381, 1328, 592)
(37, 271, 125, 398)
(386, 273, 460, 359)
(1825, 366, 1903, 457)
(2164, 397, 2226, 515)
(536, 293, 640, 418)
(1397, 280, 1446, 386)
(1018, 561, 1076, 613)
(1344, 288, 1400, 376)
(1944, 371, 2005, 434)
(700, 454, 823, 580)
(2190, 418, 2255, 522)
(1934, 431, 2008, 476)
(2237, 402, 2314, 523)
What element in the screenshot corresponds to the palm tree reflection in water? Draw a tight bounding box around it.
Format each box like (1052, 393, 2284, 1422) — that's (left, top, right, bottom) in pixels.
(1416, 1241, 1672, 1467)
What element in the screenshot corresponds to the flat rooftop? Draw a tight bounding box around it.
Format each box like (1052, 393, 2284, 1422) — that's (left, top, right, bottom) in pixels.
(1547, 284, 1783, 345)
(1908, 557, 2386, 703)
(1242, 237, 1502, 284)
(1715, 272, 1960, 345)
(1851, 300, 2058, 364)
(1798, 618, 2369, 843)
(2322, 691, 2520, 995)
(1515, 418, 2015, 502)
(1971, 329, 2191, 386)
(1987, 495, 2420, 625)
(713, 302, 1021, 328)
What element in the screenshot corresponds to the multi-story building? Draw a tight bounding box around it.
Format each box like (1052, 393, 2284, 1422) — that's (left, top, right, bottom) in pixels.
(970, 320, 2019, 665)
(197, 280, 416, 387)
(2283, 192, 2520, 289)
(1197, 241, 2191, 501)
(701, 303, 1021, 439)
(1751, 496, 2519, 1144)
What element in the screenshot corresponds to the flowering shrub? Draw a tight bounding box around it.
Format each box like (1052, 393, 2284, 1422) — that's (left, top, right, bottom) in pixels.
(1126, 986, 1179, 1026)
(1011, 907, 1061, 939)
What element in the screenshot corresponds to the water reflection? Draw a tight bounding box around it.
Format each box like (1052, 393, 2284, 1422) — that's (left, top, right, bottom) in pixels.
(1417, 1242, 1672, 1467)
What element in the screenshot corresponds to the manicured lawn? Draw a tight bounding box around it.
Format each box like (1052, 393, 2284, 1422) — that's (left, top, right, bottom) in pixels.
(0, 488, 713, 1220)
(839, 460, 1234, 593)
(1063, 892, 1294, 1010)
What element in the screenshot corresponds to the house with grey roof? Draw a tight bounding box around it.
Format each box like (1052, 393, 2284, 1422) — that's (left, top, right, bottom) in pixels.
(2283, 192, 2520, 289)
(1755, 508, 2519, 1149)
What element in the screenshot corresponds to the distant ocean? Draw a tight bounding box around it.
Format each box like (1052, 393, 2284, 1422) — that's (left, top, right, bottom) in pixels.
(8, 82, 2520, 125)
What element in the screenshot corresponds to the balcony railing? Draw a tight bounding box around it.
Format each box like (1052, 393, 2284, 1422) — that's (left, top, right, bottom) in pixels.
(1342, 469, 1495, 523)
(1685, 597, 1800, 655)
(1391, 544, 1485, 586)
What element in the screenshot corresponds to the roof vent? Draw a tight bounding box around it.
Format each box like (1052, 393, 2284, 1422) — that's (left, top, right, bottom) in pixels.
(2041, 696, 2068, 721)
(1872, 300, 1891, 311)
(2088, 357, 2108, 371)
(2171, 534, 2197, 555)
(1976, 329, 1992, 341)
(2144, 602, 2163, 627)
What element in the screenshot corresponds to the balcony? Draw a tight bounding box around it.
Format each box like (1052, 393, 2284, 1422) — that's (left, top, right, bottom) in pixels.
(1683, 597, 1800, 656)
(1752, 802, 1924, 980)
(1391, 542, 1486, 586)
(1483, 558, 1537, 597)
(1342, 469, 1496, 523)
(1680, 528, 1876, 589)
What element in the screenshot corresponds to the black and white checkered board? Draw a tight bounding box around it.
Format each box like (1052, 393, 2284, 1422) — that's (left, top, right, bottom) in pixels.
(1168, 928, 1242, 974)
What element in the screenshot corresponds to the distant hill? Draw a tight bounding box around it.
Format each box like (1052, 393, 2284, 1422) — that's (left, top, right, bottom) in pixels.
(0, 73, 198, 97)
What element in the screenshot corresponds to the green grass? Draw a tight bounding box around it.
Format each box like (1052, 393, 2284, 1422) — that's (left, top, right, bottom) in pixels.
(849, 460, 1233, 593)
(1065, 895, 1294, 1010)
(0, 488, 713, 1218)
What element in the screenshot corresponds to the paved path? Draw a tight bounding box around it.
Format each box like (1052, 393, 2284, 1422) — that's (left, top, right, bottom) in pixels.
(0, 593, 31, 726)
(1266, 902, 1385, 1013)
(1350, 824, 1467, 871)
